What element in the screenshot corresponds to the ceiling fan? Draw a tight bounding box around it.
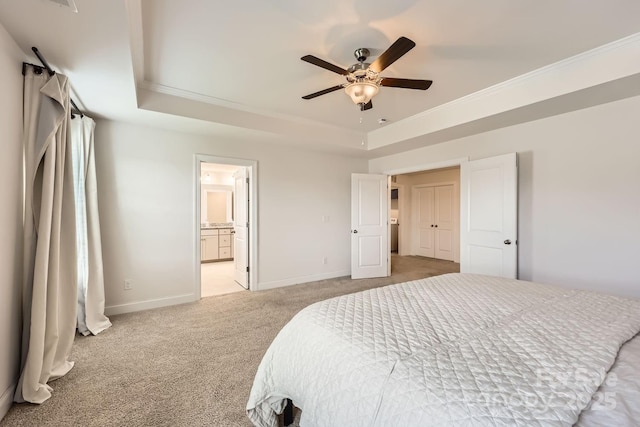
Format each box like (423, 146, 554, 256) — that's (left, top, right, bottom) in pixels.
(301, 36, 432, 111)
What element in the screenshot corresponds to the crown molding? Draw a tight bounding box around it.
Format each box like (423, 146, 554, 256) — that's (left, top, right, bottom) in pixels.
(422, 32, 640, 119)
(136, 82, 368, 151)
(137, 80, 360, 136)
(368, 32, 640, 150)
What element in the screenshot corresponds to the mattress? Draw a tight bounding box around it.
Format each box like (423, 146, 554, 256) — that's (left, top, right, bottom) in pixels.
(247, 273, 640, 426)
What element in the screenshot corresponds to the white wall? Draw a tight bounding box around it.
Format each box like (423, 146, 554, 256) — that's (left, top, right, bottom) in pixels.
(371, 95, 640, 298)
(94, 120, 367, 313)
(0, 24, 24, 420)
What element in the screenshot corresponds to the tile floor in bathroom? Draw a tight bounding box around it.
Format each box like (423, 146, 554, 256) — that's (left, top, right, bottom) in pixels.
(201, 261, 246, 297)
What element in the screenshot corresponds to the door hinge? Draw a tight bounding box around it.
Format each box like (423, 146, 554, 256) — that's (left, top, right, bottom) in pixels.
(246, 177, 249, 184)
(246, 266, 250, 273)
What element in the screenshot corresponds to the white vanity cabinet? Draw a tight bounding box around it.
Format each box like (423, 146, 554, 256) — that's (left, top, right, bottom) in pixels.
(201, 229, 219, 262)
(201, 228, 234, 262)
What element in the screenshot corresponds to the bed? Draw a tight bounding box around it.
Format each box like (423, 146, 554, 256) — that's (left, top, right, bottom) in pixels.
(246, 273, 640, 426)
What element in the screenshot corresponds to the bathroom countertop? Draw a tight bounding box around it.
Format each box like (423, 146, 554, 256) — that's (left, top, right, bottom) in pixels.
(201, 224, 234, 230)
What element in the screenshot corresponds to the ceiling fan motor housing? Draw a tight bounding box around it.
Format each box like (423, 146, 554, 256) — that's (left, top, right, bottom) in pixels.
(347, 62, 373, 77)
(354, 48, 370, 62)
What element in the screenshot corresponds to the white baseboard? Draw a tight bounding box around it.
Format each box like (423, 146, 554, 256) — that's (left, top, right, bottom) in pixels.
(105, 293, 196, 316)
(257, 270, 350, 291)
(0, 383, 16, 422)
(105, 271, 353, 314)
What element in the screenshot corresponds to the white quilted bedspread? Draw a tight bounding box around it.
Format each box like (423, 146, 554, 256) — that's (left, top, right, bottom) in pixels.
(246, 274, 640, 427)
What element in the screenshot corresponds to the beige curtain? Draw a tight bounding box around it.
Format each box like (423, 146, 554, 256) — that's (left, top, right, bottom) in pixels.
(15, 66, 77, 404)
(71, 116, 111, 336)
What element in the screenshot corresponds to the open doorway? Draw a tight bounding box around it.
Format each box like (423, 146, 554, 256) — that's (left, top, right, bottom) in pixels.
(195, 155, 257, 298)
(380, 154, 517, 279)
(390, 165, 461, 271)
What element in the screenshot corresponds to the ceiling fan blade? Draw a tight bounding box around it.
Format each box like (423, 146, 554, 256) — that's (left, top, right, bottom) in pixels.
(301, 55, 348, 75)
(302, 85, 344, 100)
(361, 100, 373, 111)
(369, 37, 416, 73)
(381, 78, 433, 90)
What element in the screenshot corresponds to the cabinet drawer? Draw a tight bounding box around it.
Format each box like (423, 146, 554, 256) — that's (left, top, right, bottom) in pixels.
(201, 229, 218, 236)
(219, 235, 231, 247)
(219, 247, 231, 259)
(219, 228, 232, 235)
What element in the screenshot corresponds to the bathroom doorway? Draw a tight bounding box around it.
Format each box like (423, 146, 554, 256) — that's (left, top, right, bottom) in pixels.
(195, 155, 257, 298)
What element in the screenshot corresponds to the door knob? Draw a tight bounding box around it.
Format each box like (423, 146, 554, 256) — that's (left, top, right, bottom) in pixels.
(352, 230, 358, 234)
(430, 224, 434, 227)
(434, 224, 438, 228)
(504, 239, 512, 245)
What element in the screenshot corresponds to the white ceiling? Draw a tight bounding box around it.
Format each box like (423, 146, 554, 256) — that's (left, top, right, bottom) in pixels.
(1, 0, 640, 156)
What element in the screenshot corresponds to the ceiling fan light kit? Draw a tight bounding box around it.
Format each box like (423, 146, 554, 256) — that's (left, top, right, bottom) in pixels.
(301, 36, 433, 111)
(344, 81, 379, 105)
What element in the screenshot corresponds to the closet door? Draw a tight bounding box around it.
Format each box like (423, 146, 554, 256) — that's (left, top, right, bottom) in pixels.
(412, 186, 435, 258)
(434, 185, 454, 261)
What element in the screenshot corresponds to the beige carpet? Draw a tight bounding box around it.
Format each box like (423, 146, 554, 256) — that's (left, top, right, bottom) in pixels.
(1, 256, 458, 427)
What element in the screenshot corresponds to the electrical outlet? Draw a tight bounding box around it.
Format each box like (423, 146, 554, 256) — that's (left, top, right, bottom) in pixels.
(124, 279, 133, 290)
(322, 256, 328, 265)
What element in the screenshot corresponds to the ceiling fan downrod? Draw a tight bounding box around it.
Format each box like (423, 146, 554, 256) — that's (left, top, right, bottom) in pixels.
(354, 48, 369, 63)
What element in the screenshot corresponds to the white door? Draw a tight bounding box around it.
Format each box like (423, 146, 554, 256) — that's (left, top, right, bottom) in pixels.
(412, 186, 435, 257)
(233, 168, 249, 288)
(411, 184, 454, 261)
(461, 153, 518, 278)
(434, 185, 455, 261)
(351, 174, 389, 279)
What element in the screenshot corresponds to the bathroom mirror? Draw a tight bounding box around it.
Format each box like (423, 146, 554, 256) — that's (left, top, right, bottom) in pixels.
(201, 185, 233, 224)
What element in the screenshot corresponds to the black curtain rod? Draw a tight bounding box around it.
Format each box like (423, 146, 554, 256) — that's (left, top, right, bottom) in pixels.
(23, 46, 84, 117)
